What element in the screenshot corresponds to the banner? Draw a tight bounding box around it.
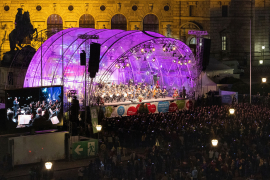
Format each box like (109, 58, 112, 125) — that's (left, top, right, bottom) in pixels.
(90, 106, 98, 133)
(103, 99, 195, 118)
(220, 90, 238, 104)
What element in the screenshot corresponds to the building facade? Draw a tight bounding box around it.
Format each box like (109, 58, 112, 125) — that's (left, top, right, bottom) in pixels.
(0, 0, 269, 99)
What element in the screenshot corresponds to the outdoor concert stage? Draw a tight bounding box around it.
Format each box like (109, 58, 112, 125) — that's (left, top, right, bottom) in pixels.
(103, 97, 194, 118)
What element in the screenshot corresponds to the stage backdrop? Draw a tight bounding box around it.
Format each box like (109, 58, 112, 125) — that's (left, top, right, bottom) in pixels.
(103, 99, 194, 118)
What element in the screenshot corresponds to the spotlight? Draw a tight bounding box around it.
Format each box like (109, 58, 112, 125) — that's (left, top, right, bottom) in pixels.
(141, 48, 145, 53)
(262, 78, 267, 83)
(173, 60, 176, 63)
(188, 60, 191, 63)
(152, 58, 156, 62)
(163, 44, 166, 51)
(152, 47, 155, 52)
(172, 46, 176, 51)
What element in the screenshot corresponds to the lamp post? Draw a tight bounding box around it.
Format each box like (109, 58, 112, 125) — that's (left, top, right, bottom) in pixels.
(45, 162, 53, 180)
(262, 45, 265, 62)
(96, 125, 102, 141)
(229, 108, 235, 115)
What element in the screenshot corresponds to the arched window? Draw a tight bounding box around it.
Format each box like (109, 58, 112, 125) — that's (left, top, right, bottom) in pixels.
(143, 14, 159, 33)
(47, 14, 63, 38)
(189, 37, 196, 45)
(79, 14, 95, 28)
(111, 14, 127, 30)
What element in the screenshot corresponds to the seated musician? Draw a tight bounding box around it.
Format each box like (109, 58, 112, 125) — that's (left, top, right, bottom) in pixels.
(162, 89, 167, 98)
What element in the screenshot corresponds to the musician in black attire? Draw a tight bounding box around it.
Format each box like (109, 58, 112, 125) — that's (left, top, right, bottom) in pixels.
(32, 108, 52, 128)
(13, 97, 19, 116)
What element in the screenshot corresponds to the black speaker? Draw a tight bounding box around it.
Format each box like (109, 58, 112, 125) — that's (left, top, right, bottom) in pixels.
(153, 75, 157, 84)
(80, 50, 86, 65)
(88, 43, 101, 78)
(202, 38, 211, 71)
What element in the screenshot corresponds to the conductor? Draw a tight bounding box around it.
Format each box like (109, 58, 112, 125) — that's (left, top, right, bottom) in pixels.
(13, 97, 19, 116)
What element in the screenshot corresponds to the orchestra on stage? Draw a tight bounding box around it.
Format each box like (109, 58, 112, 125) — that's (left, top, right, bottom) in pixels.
(93, 82, 169, 104)
(7, 98, 62, 127)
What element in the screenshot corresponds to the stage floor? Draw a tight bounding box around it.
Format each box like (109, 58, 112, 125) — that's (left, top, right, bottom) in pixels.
(104, 97, 187, 106)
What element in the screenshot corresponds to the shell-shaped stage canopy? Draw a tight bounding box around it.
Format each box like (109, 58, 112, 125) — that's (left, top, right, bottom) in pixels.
(24, 28, 199, 103)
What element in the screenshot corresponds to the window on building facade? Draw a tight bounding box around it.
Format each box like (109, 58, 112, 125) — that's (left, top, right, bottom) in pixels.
(79, 14, 95, 28)
(222, 35, 227, 51)
(8, 72, 13, 85)
(143, 14, 159, 33)
(222, 5, 228, 17)
(189, 37, 196, 45)
(111, 14, 127, 31)
(47, 14, 63, 38)
(189, 5, 195, 17)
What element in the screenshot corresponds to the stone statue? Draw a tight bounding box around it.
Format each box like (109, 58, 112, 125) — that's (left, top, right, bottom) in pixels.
(9, 8, 38, 51)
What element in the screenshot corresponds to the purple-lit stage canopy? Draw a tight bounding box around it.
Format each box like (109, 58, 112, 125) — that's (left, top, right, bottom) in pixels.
(24, 28, 199, 104)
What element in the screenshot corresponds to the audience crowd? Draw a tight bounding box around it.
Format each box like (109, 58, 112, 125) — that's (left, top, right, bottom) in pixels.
(3, 102, 270, 180)
(82, 103, 270, 180)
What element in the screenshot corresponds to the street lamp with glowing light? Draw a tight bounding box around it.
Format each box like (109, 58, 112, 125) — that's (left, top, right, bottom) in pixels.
(211, 139, 218, 147)
(96, 125, 102, 131)
(96, 125, 102, 141)
(45, 162, 52, 170)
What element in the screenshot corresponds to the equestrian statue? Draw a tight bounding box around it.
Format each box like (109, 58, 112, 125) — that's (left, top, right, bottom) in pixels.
(9, 8, 38, 51)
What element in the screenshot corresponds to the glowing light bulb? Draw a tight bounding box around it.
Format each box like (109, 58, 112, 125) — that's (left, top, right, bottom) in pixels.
(178, 61, 181, 64)
(172, 46, 176, 51)
(152, 58, 156, 62)
(152, 47, 155, 52)
(163, 47, 166, 51)
(173, 60, 176, 63)
(188, 60, 191, 63)
(126, 63, 130, 67)
(184, 62, 187, 65)
(141, 48, 145, 53)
